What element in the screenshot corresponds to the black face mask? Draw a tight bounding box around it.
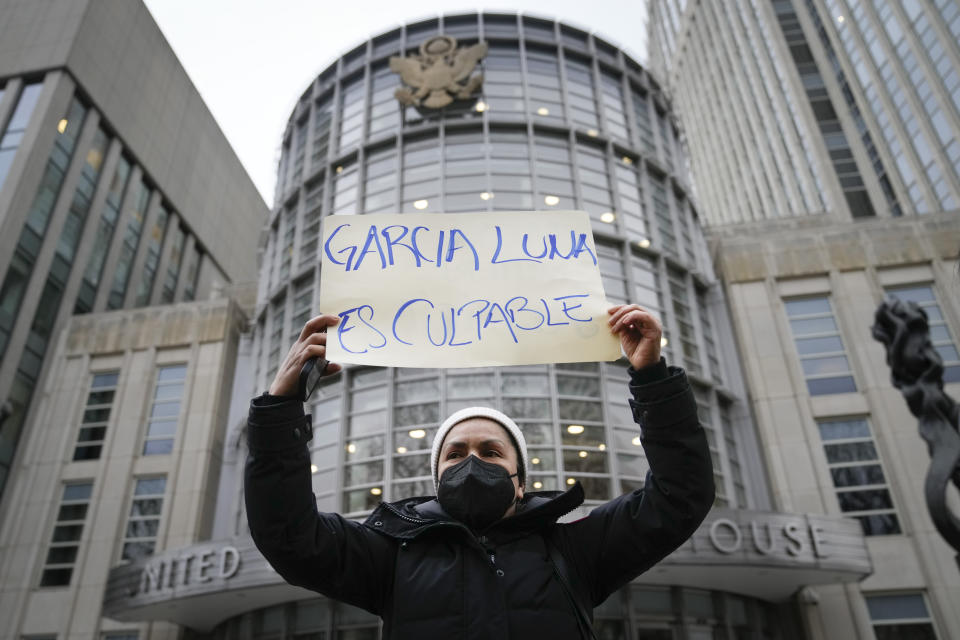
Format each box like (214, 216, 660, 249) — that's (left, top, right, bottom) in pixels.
(437, 455, 519, 531)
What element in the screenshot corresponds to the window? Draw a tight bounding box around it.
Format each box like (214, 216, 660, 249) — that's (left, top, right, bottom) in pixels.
(332, 160, 359, 215)
(784, 297, 857, 395)
(73, 371, 119, 461)
(277, 207, 295, 283)
(556, 361, 609, 501)
(40, 483, 93, 586)
(525, 47, 564, 123)
(160, 226, 186, 303)
(483, 44, 524, 116)
(369, 64, 401, 139)
(364, 145, 397, 213)
(600, 70, 628, 140)
(134, 205, 170, 306)
(343, 368, 388, 512)
(575, 141, 613, 225)
(817, 418, 900, 535)
(649, 172, 676, 257)
(300, 178, 324, 267)
(402, 135, 440, 212)
(668, 267, 701, 377)
(267, 298, 286, 383)
(534, 132, 574, 211)
(121, 477, 166, 560)
(0, 96, 86, 358)
(107, 180, 150, 309)
(0, 81, 42, 191)
(631, 86, 656, 155)
(565, 55, 599, 131)
(180, 245, 201, 302)
(290, 276, 313, 335)
(311, 94, 333, 168)
(75, 155, 132, 313)
(16, 127, 109, 384)
(867, 593, 939, 639)
(143, 365, 187, 455)
(338, 75, 365, 153)
(885, 285, 960, 382)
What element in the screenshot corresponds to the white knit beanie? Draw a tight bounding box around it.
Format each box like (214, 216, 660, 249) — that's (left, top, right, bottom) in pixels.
(431, 406, 529, 491)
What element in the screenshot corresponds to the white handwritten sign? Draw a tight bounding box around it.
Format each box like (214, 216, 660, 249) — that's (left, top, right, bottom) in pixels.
(319, 211, 621, 368)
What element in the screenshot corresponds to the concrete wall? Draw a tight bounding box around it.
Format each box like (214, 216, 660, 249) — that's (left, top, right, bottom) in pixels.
(715, 211, 960, 639)
(0, 298, 247, 640)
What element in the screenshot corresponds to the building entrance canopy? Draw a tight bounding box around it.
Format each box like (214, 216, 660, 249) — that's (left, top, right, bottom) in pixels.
(103, 508, 871, 631)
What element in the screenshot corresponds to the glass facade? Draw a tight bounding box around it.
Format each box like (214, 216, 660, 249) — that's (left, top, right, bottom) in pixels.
(240, 16, 761, 637)
(255, 12, 740, 516)
(207, 587, 791, 639)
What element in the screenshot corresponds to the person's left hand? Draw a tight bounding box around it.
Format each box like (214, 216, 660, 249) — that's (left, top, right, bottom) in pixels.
(608, 304, 663, 370)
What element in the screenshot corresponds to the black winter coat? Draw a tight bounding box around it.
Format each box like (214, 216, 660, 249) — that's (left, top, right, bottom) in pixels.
(245, 361, 715, 639)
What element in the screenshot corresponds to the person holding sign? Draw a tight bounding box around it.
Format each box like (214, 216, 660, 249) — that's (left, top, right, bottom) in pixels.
(245, 304, 714, 639)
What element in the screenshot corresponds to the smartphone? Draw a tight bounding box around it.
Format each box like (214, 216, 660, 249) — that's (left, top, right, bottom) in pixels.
(298, 327, 328, 402)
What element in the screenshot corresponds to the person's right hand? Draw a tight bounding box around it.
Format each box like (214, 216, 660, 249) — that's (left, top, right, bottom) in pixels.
(268, 314, 342, 396)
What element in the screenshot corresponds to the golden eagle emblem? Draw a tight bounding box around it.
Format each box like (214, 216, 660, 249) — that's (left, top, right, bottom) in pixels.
(390, 36, 488, 109)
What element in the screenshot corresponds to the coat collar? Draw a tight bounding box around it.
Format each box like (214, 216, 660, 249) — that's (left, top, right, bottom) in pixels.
(364, 482, 585, 540)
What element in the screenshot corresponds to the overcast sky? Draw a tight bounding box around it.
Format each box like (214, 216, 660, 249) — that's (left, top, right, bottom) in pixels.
(142, 1, 649, 206)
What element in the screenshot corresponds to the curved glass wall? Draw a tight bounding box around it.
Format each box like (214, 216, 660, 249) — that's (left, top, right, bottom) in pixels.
(251, 12, 751, 521)
(207, 587, 792, 639)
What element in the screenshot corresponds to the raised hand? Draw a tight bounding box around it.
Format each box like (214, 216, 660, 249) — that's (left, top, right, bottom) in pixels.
(268, 314, 342, 396)
(607, 304, 663, 370)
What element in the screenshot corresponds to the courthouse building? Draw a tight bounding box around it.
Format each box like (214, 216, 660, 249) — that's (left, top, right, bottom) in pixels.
(648, 0, 960, 638)
(90, 11, 876, 640)
(0, 0, 266, 639)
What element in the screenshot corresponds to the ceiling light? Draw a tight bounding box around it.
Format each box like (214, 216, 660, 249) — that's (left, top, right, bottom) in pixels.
(600, 212, 616, 223)
(532, 457, 541, 465)
(637, 237, 651, 248)
(578, 450, 588, 458)
(567, 424, 584, 435)
(480, 191, 493, 200)
(537, 107, 550, 116)
(660, 337, 668, 348)
(837, 15, 845, 23)
(310, 464, 318, 474)
(396, 446, 408, 454)
(631, 435, 642, 446)
(336, 165, 343, 174)
(621, 156, 633, 165)
(586, 129, 598, 137)
(544, 195, 560, 206)
(598, 443, 606, 451)
(533, 481, 543, 489)
(346, 443, 356, 453)
(409, 428, 427, 439)
(413, 199, 428, 210)
(370, 487, 382, 496)
(566, 478, 576, 485)
(475, 100, 488, 112)
(57, 119, 68, 134)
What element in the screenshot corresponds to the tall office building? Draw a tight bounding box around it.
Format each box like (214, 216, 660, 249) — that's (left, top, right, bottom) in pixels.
(0, 1, 267, 637)
(94, 13, 872, 640)
(0, 0, 267, 502)
(649, 1, 960, 638)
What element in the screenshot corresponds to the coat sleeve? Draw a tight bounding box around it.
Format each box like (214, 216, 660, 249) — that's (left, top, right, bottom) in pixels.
(244, 394, 395, 614)
(557, 361, 715, 606)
